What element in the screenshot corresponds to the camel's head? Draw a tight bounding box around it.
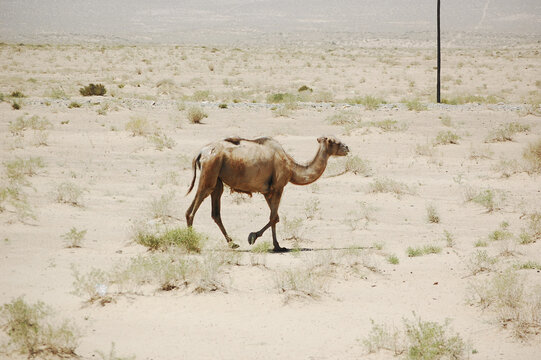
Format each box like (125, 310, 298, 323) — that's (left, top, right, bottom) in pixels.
(318, 136, 349, 156)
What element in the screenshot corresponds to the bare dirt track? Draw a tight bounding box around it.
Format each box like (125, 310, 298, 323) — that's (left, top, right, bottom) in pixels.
(0, 42, 540, 359)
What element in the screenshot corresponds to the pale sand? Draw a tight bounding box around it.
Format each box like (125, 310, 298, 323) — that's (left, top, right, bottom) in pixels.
(0, 42, 540, 359)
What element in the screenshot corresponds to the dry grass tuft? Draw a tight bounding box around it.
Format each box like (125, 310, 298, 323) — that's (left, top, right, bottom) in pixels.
(186, 106, 208, 124)
(468, 269, 541, 339)
(368, 178, 415, 198)
(0, 297, 80, 357)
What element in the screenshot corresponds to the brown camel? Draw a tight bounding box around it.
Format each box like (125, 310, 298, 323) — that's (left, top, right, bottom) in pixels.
(186, 136, 349, 252)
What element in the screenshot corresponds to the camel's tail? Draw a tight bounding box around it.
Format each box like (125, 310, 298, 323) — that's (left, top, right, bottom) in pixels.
(186, 152, 202, 195)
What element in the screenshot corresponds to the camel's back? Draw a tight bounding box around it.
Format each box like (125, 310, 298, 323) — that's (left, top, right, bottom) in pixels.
(217, 137, 289, 193)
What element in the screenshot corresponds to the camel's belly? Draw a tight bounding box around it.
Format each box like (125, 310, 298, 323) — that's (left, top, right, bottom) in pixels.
(219, 159, 274, 194)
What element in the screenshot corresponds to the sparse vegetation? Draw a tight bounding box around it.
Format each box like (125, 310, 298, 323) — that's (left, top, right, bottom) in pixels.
(439, 115, 452, 127)
(368, 178, 414, 198)
(327, 155, 371, 177)
(274, 257, 331, 302)
(443, 94, 499, 105)
(72, 251, 229, 302)
(266, 92, 296, 104)
(468, 269, 541, 339)
(79, 83, 107, 96)
(404, 99, 427, 111)
(96, 342, 136, 360)
(487, 221, 513, 242)
(363, 315, 466, 359)
(0, 297, 80, 357)
(434, 130, 460, 145)
(186, 106, 208, 124)
(280, 215, 304, 240)
(62, 227, 87, 248)
(133, 225, 205, 253)
(387, 254, 400, 265)
(407, 245, 442, 257)
(125, 115, 151, 136)
(55, 182, 83, 206)
(5, 157, 44, 185)
(251, 241, 272, 253)
(426, 204, 440, 224)
(443, 230, 455, 247)
(485, 122, 530, 143)
(304, 197, 320, 220)
(148, 132, 176, 150)
(9, 114, 51, 135)
(365, 118, 407, 132)
(467, 250, 498, 275)
(519, 212, 541, 243)
(464, 187, 500, 212)
(344, 95, 386, 110)
(522, 139, 541, 174)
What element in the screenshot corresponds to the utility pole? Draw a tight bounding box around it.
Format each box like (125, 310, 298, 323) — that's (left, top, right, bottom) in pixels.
(437, 0, 441, 103)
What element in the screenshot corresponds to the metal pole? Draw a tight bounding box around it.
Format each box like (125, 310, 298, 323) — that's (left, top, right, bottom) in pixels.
(437, 0, 441, 103)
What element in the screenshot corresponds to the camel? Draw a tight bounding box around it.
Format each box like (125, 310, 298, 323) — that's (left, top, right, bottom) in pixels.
(186, 136, 349, 252)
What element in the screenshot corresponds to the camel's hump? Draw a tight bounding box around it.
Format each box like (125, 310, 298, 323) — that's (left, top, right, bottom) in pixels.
(224, 136, 272, 146)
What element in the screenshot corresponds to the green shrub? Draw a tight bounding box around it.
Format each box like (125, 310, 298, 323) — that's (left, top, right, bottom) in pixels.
(55, 182, 83, 206)
(298, 85, 313, 92)
(186, 106, 208, 124)
(488, 221, 513, 242)
(405, 99, 427, 111)
(434, 130, 460, 145)
(464, 187, 500, 212)
(134, 226, 205, 253)
(363, 316, 465, 359)
(79, 83, 106, 96)
(62, 227, 87, 248)
(251, 241, 272, 253)
(5, 157, 44, 184)
(11, 101, 21, 110)
(344, 95, 386, 110)
(387, 254, 400, 265)
(426, 205, 440, 223)
(10, 91, 25, 98)
(266, 92, 296, 103)
(68, 101, 81, 108)
(0, 297, 80, 357)
(407, 245, 442, 257)
(404, 316, 466, 360)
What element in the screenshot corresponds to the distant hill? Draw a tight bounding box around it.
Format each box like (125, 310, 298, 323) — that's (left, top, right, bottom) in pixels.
(1, 0, 539, 44)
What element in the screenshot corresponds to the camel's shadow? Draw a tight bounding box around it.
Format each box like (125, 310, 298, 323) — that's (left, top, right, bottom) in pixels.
(209, 245, 370, 254)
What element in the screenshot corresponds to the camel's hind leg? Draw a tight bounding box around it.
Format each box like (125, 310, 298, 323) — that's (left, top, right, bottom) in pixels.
(185, 156, 221, 227)
(211, 179, 238, 248)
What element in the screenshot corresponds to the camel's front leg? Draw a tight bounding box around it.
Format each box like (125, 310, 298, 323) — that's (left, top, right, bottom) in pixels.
(248, 190, 286, 252)
(211, 179, 238, 249)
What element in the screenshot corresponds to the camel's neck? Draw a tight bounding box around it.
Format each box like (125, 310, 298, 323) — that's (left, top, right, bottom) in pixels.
(289, 143, 329, 185)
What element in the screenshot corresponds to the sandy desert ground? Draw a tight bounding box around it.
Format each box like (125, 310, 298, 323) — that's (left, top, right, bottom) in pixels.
(0, 40, 540, 359)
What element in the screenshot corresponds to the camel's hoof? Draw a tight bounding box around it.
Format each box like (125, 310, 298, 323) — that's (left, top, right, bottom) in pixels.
(273, 246, 289, 253)
(228, 242, 239, 249)
(248, 232, 258, 245)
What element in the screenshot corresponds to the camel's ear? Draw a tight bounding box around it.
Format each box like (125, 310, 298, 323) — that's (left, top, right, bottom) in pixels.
(317, 136, 326, 144)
